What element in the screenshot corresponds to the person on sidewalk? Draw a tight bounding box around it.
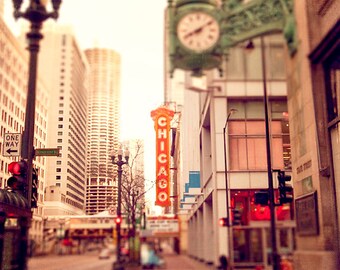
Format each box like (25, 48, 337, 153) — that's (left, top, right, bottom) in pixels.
(217, 255, 231, 270)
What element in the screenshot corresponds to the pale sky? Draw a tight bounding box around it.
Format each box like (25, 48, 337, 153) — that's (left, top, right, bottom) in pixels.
(4, 0, 168, 206)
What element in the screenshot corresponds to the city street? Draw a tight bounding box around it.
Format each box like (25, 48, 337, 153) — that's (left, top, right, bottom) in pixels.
(27, 252, 216, 270)
(28, 253, 115, 270)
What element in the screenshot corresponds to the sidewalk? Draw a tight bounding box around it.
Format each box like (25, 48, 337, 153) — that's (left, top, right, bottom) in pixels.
(125, 253, 216, 270)
(163, 253, 216, 270)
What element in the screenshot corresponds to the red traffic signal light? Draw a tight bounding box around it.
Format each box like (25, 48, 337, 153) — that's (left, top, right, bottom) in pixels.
(7, 160, 28, 194)
(219, 217, 228, 227)
(8, 161, 27, 175)
(115, 216, 122, 224)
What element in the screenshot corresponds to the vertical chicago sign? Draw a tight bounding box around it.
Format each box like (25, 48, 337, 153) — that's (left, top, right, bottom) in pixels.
(151, 107, 174, 207)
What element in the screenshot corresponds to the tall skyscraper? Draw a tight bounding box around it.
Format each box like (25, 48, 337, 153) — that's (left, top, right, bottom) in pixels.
(36, 24, 89, 216)
(85, 48, 121, 215)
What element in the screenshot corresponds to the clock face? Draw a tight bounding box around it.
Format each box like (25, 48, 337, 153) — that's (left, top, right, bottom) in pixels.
(177, 12, 220, 52)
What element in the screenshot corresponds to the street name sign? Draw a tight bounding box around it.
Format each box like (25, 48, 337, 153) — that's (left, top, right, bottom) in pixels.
(2, 133, 21, 157)
(35, 148, 60, 156)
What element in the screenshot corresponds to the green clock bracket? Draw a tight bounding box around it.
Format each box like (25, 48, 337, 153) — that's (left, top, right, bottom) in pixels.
(167, 0, 297, 77)
(168, 0, 225, 77)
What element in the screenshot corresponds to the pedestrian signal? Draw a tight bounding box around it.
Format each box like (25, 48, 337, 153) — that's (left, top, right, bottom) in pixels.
(254, 190, 269, 205)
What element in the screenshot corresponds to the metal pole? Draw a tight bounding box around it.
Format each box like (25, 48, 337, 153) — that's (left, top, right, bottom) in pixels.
(260, 36, 280, 270)
(11, 2, 62, 269)
(117, 160, 122, 265)
(223, 109, 236, 263)
(111, 149, 129, 270)
(22, 19, 43, 208)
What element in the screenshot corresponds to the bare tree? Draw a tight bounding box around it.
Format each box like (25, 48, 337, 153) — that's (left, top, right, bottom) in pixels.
(120, 140, 150, 261)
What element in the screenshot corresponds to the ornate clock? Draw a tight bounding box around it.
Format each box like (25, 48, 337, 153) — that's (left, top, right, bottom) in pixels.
(177, 11, 220, 52)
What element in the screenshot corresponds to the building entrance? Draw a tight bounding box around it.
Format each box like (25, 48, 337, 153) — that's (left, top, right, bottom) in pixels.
(233, 224, 295, 269)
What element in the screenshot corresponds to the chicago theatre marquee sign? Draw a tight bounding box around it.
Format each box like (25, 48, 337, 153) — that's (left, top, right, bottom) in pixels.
(151, 107, 175, 207)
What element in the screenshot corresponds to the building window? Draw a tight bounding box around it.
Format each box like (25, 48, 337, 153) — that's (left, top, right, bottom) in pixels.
(56, 168, 61, 172)
(226, 34, 286, 81)
(56, 175, 61, 180)
(228, 101, 290, 171)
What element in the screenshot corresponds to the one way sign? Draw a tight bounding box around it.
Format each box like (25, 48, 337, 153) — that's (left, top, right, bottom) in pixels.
(2, 133, 21, 157)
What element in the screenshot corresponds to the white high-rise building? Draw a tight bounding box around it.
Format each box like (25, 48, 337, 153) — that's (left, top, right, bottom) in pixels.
(85, 48, 121, 215)
(36, 24, 89, 216)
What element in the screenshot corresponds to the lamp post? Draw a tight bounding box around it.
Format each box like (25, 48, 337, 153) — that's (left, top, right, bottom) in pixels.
(12, 0, 62, 208)
(223, 108, 237, 262)
(246, 37, 280, 270)
(11, 1, 62, 269)
(260, 36, 280, 270)
(111, 147, 129, 270)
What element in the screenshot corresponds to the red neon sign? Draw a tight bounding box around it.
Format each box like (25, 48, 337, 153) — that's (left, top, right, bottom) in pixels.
(151, 107, 174, 207)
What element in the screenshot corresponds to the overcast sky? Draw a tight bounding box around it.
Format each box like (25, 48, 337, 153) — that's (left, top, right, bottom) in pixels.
(4, 0, 168, 207)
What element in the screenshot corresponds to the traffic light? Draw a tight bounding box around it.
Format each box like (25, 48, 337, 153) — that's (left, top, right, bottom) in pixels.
(254, 190, 269, 205)
(232, 209, 242, 226)
(219, 217, 228, 227)
(7, 160, 28, 196)
(278, 170, 293, 204)
(115, 216, 122, 225)
(31, 168, 38, 208)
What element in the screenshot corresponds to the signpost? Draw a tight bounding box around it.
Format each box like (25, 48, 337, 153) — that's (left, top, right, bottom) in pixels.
(2, 133, 21, 157)
(35, 148, 60, 157)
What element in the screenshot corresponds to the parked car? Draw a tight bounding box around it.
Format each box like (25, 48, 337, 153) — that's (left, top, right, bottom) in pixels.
(98, 248, 110, 259)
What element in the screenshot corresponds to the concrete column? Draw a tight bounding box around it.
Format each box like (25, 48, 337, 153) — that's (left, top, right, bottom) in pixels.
(204, 201, 214, 264)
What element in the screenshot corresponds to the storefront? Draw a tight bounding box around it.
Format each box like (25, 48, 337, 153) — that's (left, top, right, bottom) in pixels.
(231, 190, 295, 269)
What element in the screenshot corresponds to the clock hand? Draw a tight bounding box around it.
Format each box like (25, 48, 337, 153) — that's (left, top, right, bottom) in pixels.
(183, 20, 214, 39)
(183, 26, 203, 39)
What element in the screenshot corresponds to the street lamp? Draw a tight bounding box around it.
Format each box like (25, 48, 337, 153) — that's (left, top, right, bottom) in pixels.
(222, 108, 237, 262)
(11, 1, 62, 269)
(245, 37, 280, 270)
(110, 146, 129, 270)
(13, 0, 62, 208)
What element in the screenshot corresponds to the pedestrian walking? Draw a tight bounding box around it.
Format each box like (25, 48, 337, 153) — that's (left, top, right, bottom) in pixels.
(217, 255, 231, 270)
